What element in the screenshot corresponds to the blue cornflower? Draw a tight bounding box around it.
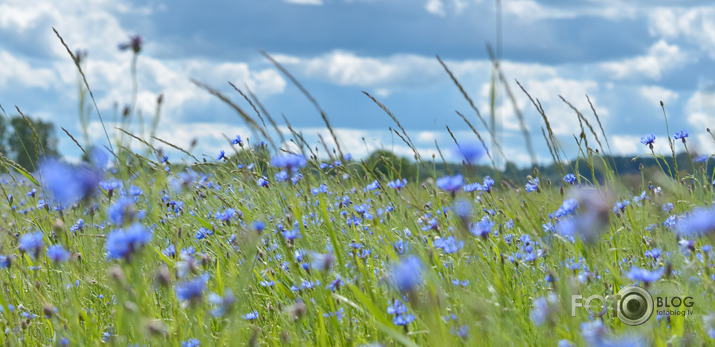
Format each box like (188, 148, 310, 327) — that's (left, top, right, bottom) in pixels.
(674, 129, 688, 141)
(640, 133, 656, 147)
(105, 224, 152, 260)
(208, 289, 235, 317)
(627, 266, 664, 285)
(662, 203, 674, 212)
(393, 240, 409, 255)
(99, 179, 123, 197)
(563, 173, 576, 184)
(282, 228, 301, 240)
(47, 245, 70, 263)
(525, 178, 540, 192)
(453, 142, 484, 164)
(530, 293, 557, 326)
(613, 199, 630, 213)
(366, 180, 380, 191)
(644, 248, 661, 260)
(274, 170, 289, 183)
(327, 276, 343, 291)
(182, 338, 200, 347)
(128, 185, 143, 197)
(253, 221, 265, 232)
(0, 255, 10, 268)
(434, 236, 464, 254)
(387, 300, 407, 315)
(387, 178, 407, 190)
(217, 150, 226, 161)
(270, 153, 307, 171)
(176, 274, 209, 302)
(470, 216, 495, 237)
(257, 177, 269, 187)
(107, 197, 134, 225)
(481, 176, 495, 191)
(118, 35, 142, 53)
(581, 320, 608, 344)
(387, 299, 414, 325)
(311, 253, 335, 271)
(195, 228, 213, 240)
(676, 207, 715, 237)
(554, 199, 579, 218)
(291, 173, 303, 185)
(436, 174, 463, 192)
(694, 155, 708, 163)
(393, 313, 415, 326)
(215, 208, 237, 223)
(232, 135, 243, 146)
(242, 310, 259, 320)
(18, 232, 44, 258)
(390, 256, 423, 292)
(453, 199, 473, 220)
(39, 159, 101, 206)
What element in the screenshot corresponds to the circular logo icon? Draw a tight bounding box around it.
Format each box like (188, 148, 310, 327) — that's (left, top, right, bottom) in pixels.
(616, 286, 654, 326)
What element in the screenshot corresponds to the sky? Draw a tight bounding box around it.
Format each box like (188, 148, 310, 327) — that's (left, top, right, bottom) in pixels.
(0, 0, 714, 166)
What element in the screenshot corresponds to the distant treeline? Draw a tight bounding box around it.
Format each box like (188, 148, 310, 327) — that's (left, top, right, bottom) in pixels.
(354, 149, 715, 192)
(0, 115, 59, 172)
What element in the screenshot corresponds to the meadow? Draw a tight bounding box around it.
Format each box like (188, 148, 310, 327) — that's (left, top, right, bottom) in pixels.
(0, 32, 713, 347)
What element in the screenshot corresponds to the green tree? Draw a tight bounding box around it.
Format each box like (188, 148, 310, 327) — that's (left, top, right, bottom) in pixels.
(364, 149, 417, 180)
(8, 116, 60, 171)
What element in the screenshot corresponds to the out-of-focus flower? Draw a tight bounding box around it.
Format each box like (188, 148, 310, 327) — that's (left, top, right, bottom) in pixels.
(208, 289, 235, 317)
(105, 224, 152, 260)
(176, 274, 209, 302)
(530, 293, 558, 326)
(39, 159, 102, 206)
(387, 178, 407, 190)
(390, 256, 423, 292)
(555, 188, 611, 245)
(19, 232, 44, 258)
(118, 35, 142, 53)
(627, 266, 664, 285)
(107, 197, 135, 225)
(47, 245, 70, 263)
(470, 216, 495, 238)
(271, 153, 307, 171)
(453, 142, 484, 164)
(437, 174, 463, 193)
(677, 207, 715, 238)
(694, 155, 708, 163)
(434, 236, 464, 254)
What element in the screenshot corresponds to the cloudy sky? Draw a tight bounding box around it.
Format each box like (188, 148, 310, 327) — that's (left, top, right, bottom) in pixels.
(1, 0, 714, 166)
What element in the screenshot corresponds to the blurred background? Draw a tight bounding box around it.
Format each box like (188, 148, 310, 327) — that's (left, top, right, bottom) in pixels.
(0, 0, 713, 168)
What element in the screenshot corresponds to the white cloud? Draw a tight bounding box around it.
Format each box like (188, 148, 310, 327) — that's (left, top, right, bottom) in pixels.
(600, 40, 693, 80)
(0, 50, 57, 88)
(502, 0, 575, 21)
(479, 77, 604, 137)
(639, 85, 679, 105)
(684, 89, 715, 132)
(426, 0, 446, 16)
(275, 50, 492, 93)
(284, 0, 323, 5)
(648, 7, 715, 59)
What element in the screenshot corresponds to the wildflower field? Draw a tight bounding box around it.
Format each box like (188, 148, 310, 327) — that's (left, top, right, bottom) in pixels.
(1, 33, 715, 347)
